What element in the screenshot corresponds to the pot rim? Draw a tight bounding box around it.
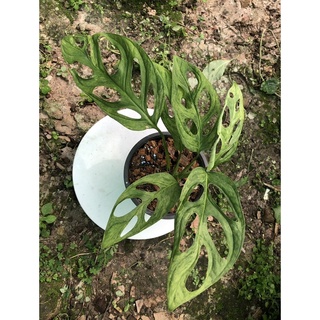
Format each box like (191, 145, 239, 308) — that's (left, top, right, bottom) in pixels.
(123, 131, 208, 219)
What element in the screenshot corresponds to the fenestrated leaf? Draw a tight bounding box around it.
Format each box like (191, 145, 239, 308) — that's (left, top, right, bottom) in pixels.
(171, 56, 221, 153)
(61, 33, 165, 131)
(207, 81, 245, 170)
(101, 173, 181, 249)
(167, 167, 245, 311)
(202, 60, 231, 84)
(153, 62, 184, 151)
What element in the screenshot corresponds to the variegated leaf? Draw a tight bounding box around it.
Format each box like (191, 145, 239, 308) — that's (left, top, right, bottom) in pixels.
(167, 167, 245, 310)
(153, 62, 184, 151)
(101, 173, 181, 249)
(207, 81, 245, 170)
(171, 56, 221, 153)
(61, 33, 165, 131)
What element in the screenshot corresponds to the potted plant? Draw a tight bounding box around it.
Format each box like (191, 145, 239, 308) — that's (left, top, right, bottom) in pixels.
(61, 33, 245, 311)
(123, 131, 209, 219)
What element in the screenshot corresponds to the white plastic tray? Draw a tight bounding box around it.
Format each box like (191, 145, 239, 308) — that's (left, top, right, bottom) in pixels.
(72, 109, 175, 239)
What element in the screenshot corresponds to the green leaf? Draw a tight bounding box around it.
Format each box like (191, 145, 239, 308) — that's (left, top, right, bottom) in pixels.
(202, 60, 231, 83)
(207, 82, 245, 170)
(41, 229, 50, 238)
(235, 176, 248, 188)
(124, 302, 131, 312)
(260, 78, 280, 95)
(61, 33, 166, 131)
(115, 290, 124, 297)
(153, 62, 184, 151)
(40, 79, 51, 95)
(41, 215, 57, 224)
(56, 243, 64, 251)
(273, 206, 281, 224)
(167, 167, 245, 310)
(171, 56, 221, 153)
(41, 202, 54, 215)
(172, 25, 183, 32)
(101, 173, 181, 249)
(60, 285, 68, 294)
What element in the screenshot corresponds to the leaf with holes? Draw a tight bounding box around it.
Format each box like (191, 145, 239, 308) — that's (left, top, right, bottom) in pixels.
(61, 33, 165, 131)
(171, 56, 221, 153)
(101, 173, 180, 249)
(153, 62, 185, 151)
(207, 81, 245, 170)
(167, 167, 245, 311)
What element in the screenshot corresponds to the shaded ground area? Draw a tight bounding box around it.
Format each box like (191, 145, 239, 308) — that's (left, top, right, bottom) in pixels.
(39, 0, 281, 319)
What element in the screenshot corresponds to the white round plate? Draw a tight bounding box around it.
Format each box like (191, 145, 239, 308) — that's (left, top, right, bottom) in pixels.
(72, 109, 174, 240)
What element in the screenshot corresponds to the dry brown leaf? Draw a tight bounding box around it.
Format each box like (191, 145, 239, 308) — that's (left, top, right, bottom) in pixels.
(130, 285, 136, 298)
(190, 214, 199, 233)
(153, 312, 171, 320)
(110, 272, 118, 285)
(135, 299, 144, 313)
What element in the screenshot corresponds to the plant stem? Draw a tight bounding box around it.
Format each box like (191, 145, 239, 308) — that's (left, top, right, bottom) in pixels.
(157, 129, 171, 172)
(69, 252, 92, 259)
(177, 153, 200, 179)
(172, 153, 182, 177)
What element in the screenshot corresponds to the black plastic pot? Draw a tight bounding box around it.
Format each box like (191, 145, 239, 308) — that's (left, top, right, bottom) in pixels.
(123, 132, 208, 219)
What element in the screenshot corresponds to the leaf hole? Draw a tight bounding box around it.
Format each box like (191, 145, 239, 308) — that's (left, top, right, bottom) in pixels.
(229, 91, 234, 99)
(113, 199, 137, 217)
(72, 62, 94, 79)
(146, 84, 155, 109)
(120, 215, 138, 238)
(208, 221, 229, 258)
(117, 109, 142, 119)
(136, 183, 159, 192)
(197, 90, 211, 115)
(93, 86, 121, 102)
(202, 121, 213, 136)
(179, 212, 198, 253)
(178, 86, 191, 109)
(185, 245, 208, 291)
(73, 37, 86, 48)
(188, 184, 204, 202)
(131, 59, 142, 97)
(186, 71, 198, 91)
(235, 99, 241, 111)
(206, 215, 218, 235)
(215, 139, 222, 154)
(229, 120, 241, 143)
(98, 37, 120, 76)
(209, 184, 236, 221)
(185, 119, 198, 135)
(131, 195, 159, 214)
(146, 198, 158, 216)
(222, 106, 230, 127)
(166, 97, 175, 118)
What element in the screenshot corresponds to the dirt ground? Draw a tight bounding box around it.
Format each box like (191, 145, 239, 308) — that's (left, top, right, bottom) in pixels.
(39, 0, 281, 319)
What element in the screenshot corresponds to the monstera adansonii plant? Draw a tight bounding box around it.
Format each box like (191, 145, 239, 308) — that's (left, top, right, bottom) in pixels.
(61, 33, 245, 311)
